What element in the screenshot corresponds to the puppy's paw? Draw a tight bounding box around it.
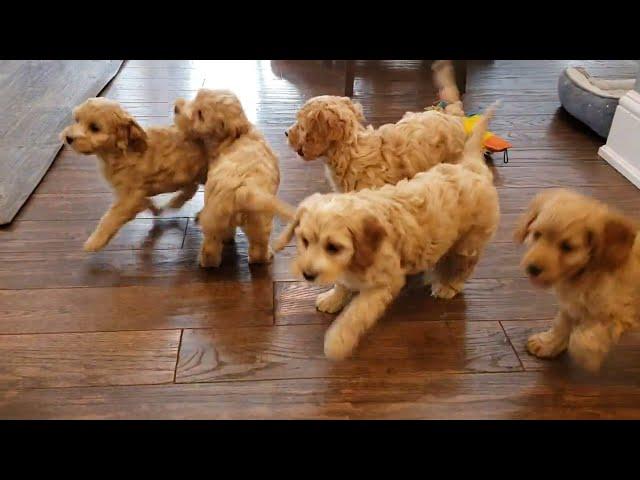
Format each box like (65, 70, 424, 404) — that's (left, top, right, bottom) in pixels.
(83, 235, 107, 252)
(568, 328, 607, 373)
(199, 248, 222, 268)
(248, 246, 273, 264)
(324, 326, 358, 361)
(527, 331, 567, 359)
(431, 283, 459, 300)
(316, 289, 349, 314)
(149, 203, 163, 216)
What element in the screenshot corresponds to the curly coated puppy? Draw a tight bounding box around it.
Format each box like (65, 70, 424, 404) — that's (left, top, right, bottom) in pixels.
(431, 60, 466, 117)
(514, 188, 640, 373)
(285, 93, 467, 192)
(60, 97, 209, 252)
(275, 103, 500, 360)
(174, 89, 293, 267)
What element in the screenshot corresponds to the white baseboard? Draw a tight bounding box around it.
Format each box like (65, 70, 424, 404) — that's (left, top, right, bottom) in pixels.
(598, 90, 640, 190)
(598, 145, 640, 190)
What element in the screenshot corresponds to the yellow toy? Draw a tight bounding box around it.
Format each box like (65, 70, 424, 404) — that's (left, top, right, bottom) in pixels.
(461, 113, 512, 163)
(430, 100, 513, 163)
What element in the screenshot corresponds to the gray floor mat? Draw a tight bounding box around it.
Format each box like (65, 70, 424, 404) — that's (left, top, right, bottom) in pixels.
(0, 60, 123, 224)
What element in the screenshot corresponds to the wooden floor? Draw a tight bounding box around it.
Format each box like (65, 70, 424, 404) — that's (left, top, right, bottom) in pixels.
(1, 60, 640, 419)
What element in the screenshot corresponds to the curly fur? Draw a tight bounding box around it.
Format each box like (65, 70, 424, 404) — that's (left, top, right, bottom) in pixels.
(60, 97, 209, 252)
(275, 103, 500, 360)
(174, 89, 293, 267)
(286, 94, 467, 192)
(515, 188, 640, 373)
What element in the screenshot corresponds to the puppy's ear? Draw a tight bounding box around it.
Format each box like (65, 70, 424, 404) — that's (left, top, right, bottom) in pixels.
(513, 190, 559, 243)
(116, 117, 148, 153)
(339, 97, 365, 122)
(350, 215, 386, 272)
(223, 113, 250, 140)
(590, 213, 636, 271)
(174, 98, 186, 114)
(314, 104, 358, 143)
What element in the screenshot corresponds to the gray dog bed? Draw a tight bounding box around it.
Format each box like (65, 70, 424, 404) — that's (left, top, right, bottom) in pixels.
(558, 67, 635, 138)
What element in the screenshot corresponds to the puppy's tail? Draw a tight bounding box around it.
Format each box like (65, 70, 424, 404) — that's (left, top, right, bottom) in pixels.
(460, 101, 500, 177)
(235, 186, 295, 221)
(431, 60, 465, 116)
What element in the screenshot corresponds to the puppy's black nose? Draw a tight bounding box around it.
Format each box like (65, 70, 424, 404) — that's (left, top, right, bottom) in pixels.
(284, 130, 288, 137)
(527, 264, 543, 277)
(65, 136, 74, 144)
(297, 148, 304, 156)
(303, 271, 316, 281)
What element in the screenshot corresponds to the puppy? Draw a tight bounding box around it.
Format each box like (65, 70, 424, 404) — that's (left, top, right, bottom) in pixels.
(285, 94, 467, 192)
(275, 103, 500, 360)
(514, 189, 640, 372)
(174, 89, 293, 267)
(60, 97, 208, 252)
(431, 60, 465, 117)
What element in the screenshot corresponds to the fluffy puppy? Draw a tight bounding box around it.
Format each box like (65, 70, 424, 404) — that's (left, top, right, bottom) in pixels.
(514, 189, 640, 372)
(431, 60, 465, 117)
(174, 89, 293, 267)
(275, 103, 500, 360)
(285, 94, 467, 192)
(60, 97, 208, 252)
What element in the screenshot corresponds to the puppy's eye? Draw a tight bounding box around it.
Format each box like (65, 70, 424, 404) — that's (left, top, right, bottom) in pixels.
(560, 241, 573, 253)
(174, 105, 180, 114)
(301, 236, 309, 248)
(532, 231, 541, 240)
(325, 242, 342, 254)
(89, 122, 100, 133)
(197, 110, 204, 121)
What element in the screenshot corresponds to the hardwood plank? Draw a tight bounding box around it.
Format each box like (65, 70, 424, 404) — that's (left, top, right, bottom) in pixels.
(0, 330, 180, 389)
(3, 371, 640, 419)
(493, 163, 631, 188)
(0, 282, 272, 334)
(0, 245, 278, 289)
(275, 277, 557, 325)
(104, 87, 199, 103)
(497, 186, 640, 216)
(489, 149, 605, 166)
(175, 321, 521, 383)
(501, 320, 640, 375)
(0, 218, 187, 252)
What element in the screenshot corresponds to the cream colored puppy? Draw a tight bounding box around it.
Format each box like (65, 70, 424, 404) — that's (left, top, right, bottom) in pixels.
(174, 89, 293, 267)
(275, 103, 500, 360)
(515, 189, 640, 372)
(60, 97, 209, 252)
(285, 94, 467, 192)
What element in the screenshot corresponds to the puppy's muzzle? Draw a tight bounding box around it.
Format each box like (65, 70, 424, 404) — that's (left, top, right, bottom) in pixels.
(527, 264, 543, 277)
(302, 270, 317, 281)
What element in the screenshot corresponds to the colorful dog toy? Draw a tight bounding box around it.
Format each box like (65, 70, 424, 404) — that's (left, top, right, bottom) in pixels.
(433, 101, 513, 163)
